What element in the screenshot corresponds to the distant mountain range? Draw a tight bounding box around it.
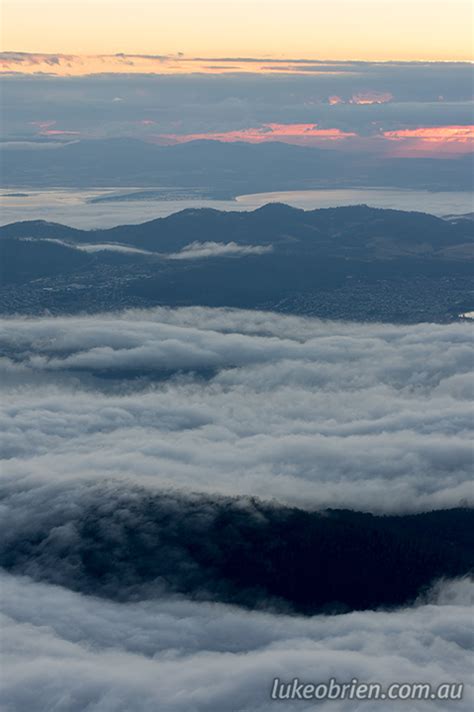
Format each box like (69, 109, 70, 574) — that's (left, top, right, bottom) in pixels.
(2, 138, 473, 193)
(1, 204, 473, 321)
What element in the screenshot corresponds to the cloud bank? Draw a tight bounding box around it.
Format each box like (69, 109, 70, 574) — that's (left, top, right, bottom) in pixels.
(167, 241, 273, 259)
(1, 572, 472, 711)
(18, 237, 272, 259)
(1, 306, 473, 710)
(1, 307, 472, 513)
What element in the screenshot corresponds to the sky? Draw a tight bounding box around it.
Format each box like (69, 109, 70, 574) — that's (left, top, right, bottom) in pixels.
(2, 63, 473, 156)
(2, 0, 473, 62)
(0, 1, 473, 156)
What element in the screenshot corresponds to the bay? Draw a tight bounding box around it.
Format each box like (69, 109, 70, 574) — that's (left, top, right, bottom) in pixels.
(1, 186, 472, 229)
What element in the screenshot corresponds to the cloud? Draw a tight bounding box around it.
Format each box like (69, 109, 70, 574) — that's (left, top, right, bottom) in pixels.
(1, 307, 472, 513)
(0, 140, 75, 150)
(19, 237, 154, 255)
(383, 125, 474, 156)
(1, 572, 472, 711)
(1, 306, 473, 710)
(0, 52, 178, 76)
(350, 91, 393, 105)
(74, 242, 152, 254)
(167, 241, 273, 259)
(0, 53, 382, 77)
(30, 119, 81, 137)
(0, 52, 353, 78)
(0, 52, 74, 68)
(328, 91, 393, 105)
(1, 63, 472, 148)
(160, 123, 357, 146)
(18, 237, 271, 258)
(157, 121, 473, 154)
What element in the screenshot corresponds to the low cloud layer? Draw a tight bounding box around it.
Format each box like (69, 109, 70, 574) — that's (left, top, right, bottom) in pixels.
(167, 241, 273, 259)
(20, 237, 154, 255)
(1, 571, 472, 711)
(1, 307, 472, 512)
(1, 306, 473, 710)
(19, 237, 272, 259)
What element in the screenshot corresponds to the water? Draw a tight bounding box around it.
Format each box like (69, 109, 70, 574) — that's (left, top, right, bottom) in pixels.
(0, 186, 472, 229)
(236, 188, 474, 217)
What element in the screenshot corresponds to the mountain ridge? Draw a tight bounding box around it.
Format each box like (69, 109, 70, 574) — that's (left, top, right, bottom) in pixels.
(2, 137, 472, 192)
(1, 205, 472, 321)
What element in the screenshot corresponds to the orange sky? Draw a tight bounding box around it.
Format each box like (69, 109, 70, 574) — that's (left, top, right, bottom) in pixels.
(2, 1, 472, 158)
(0, 53, 368, 76)
(2, 0, 473, 66)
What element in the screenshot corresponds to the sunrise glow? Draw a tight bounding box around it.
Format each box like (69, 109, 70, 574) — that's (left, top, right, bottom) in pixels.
(160, 124, 358, 146)
(383, 125, 474, 142)
(2, 0, 473, 63)
(383, 125, 474, 155)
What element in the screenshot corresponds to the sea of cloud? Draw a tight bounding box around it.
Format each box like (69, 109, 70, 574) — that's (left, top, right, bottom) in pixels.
(1, 306, 472, 512)
(1, 306, 473, 710)
(1, 572, 472, 711)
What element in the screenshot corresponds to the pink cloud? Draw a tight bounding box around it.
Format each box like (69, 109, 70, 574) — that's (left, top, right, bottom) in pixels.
(383, 125, 474, 155)
(31, 120, 56, 130)
(159, 123, 357, 146)
(30, 120, 79, 137)
(383, 125, 474, 142)
(350, 91, 393, 105)
(327, 92, 393, 106)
